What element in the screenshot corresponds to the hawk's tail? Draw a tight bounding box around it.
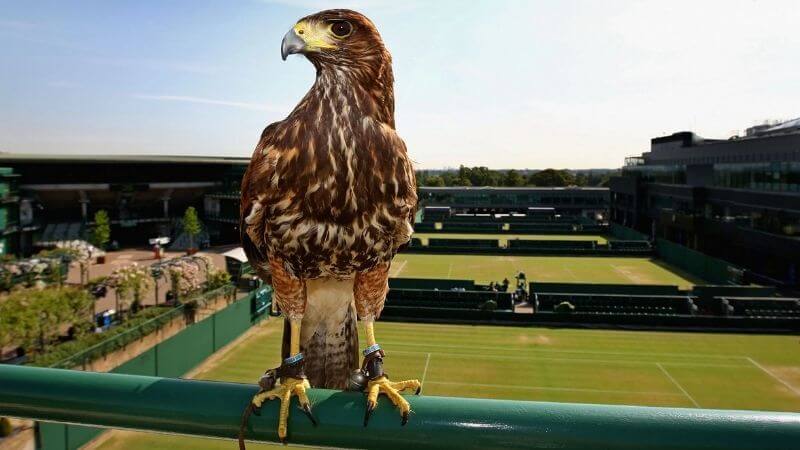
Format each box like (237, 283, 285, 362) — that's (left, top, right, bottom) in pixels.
(281, 277, 360, 389)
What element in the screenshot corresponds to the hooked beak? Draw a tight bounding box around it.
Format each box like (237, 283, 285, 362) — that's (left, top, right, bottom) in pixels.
(281, 29, 306, 61)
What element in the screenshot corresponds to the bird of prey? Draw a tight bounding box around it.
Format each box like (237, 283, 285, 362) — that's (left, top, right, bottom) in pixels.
(239, 9, 419, 444)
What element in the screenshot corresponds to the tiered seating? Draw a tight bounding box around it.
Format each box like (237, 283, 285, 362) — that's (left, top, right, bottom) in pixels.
(508, 240, 596, 250)
(691, 285, 777, 299)
(530, 282, 680, 296)
(389, 277, 475, 290)
(387, 288, 513, 310)
(691, 297, 735, 316)
(509, 223, 576, 233)
(722, 297, 800, 318)
(413, 223, 437, 232)
(436, 224, 505, 233)
(608, 240, 652, 252)
(535, 293, 697, 316)
(428, 238, 499, 248)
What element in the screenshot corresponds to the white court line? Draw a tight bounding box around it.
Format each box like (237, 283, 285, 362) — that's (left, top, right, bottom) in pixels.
(562, 265, 578, 281)
(657, 363, 700, 408)
(380, 340, 750, 361)
(388, 349, 750, 368)
(747, 357, 800, 397)
(446, 262, 453, 279)
(610, 264, 637, 284)
(420, 353, 432, 386)
(425, 380, 683, 397)
(391, 260, 408, 277)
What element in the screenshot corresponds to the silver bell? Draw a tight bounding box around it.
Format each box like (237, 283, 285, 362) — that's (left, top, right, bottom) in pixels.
(346, 369, 367, 392)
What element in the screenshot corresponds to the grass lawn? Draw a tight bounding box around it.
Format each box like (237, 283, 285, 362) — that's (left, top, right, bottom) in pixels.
(389, 254, 702, 289)
(94, 319, 800, 450)
(412, 233, 609, 246)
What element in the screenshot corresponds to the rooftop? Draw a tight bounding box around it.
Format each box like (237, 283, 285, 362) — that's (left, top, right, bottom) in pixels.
(0, 153, 250, 165)
(419, 186, 609, 191)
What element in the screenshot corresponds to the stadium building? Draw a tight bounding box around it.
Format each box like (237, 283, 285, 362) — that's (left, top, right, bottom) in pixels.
(0, 167, 21, 255)
(0, 154, 248, 255)
(419, 186, 609, 219)
(610, 118, 800, 287)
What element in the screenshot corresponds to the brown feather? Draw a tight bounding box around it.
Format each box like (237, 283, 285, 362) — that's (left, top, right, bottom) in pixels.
(240, 9, 412, 387)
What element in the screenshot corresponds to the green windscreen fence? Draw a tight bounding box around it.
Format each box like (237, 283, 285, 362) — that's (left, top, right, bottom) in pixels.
(157, 317, 215, 378)
(213, 298, 253, 351)
(111, 346, 157, 376)
(610, 223, 649, 241)
(655, 238, 740, 285)
(38, 288, 271, 450)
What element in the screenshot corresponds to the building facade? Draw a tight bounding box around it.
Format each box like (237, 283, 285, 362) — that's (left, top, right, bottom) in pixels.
(0, 167, 21, 256)
(0, 154, 248, 255)
(419, 186, 609, 219)
(610, 119, 800, 286)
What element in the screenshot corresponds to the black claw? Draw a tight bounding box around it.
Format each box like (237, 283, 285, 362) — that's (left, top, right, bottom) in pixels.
(401, 411, 409, 426)
(415, 386, 421, 395)
(301, 403, 318, 426)
(364, 403, 375, 427)
(251, 405, 261, 416)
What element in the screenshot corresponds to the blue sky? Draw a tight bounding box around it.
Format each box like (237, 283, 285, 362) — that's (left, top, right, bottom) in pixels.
(1, 0, 798, 169)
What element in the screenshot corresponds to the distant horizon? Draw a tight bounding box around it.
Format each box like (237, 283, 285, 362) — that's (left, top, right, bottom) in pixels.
(2, 0, 798, 169)
(0, 151, 618, 172)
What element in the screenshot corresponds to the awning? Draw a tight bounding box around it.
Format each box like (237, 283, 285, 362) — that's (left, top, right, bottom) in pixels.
(222, 247, 247, 263)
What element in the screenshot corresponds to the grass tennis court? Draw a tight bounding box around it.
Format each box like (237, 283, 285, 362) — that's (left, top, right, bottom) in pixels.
(94, 319, 800, 450)
(412, 233, 609, 246)
(389, 254, 701, 289)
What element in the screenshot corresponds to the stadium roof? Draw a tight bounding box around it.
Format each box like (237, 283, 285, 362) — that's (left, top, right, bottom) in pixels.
(0, 153, 250, 165)
(765, 117, 800, 133)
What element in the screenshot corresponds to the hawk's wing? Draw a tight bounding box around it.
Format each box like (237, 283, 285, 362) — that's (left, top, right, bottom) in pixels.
(240, 122, 281, 283)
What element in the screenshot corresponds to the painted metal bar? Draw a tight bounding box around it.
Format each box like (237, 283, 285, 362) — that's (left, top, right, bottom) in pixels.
(1, 365, 799, 450)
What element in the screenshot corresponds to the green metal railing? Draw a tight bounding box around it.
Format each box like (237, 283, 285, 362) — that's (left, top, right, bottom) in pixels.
(1, 365, 799, 449)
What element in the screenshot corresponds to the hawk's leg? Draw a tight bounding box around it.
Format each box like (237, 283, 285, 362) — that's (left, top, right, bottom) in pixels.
(240, 259, 315, 448)
(355, 264, 421, 427)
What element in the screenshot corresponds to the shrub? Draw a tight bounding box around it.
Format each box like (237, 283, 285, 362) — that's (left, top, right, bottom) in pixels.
(205, 269, 232, 291)
(0, 287, 94, 353)
(554, 301, 575, 314)
(107, 264, 152, 321)
(29, 306, 175, 367)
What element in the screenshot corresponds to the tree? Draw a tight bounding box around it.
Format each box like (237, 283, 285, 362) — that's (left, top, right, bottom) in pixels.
(504, 169, 526, 187)
(91, 210, 111, 250)
(425, 175, 445, 187)
(574, 173, 589, 187)
(183, 207, 202, 251)
(528, 169, 576, 187)
(0, 287, 93, 353)
(108, 263, 152, 319)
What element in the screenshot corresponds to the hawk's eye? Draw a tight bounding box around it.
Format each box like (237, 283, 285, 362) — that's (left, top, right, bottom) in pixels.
(330, 21, 352, 37)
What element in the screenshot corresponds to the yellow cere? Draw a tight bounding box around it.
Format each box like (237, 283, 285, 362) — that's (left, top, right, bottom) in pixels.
(294, 20, 337, 51)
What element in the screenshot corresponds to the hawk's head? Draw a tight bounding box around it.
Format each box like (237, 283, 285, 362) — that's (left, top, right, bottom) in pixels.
(281, 9, 387, 69)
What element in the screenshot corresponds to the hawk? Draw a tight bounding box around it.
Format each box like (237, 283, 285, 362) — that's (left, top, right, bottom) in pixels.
(239, 9, 419, 445)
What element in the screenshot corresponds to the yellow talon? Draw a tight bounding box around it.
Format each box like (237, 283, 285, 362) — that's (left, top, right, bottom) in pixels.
(364, 376, 421, 426)
(250, 377, 315, 443)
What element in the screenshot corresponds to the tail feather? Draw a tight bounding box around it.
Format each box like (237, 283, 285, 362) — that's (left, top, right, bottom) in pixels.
(281, 278, 359, 389)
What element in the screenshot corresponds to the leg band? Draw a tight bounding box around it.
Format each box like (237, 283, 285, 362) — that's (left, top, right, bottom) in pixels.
(361, 346, 386, 380)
